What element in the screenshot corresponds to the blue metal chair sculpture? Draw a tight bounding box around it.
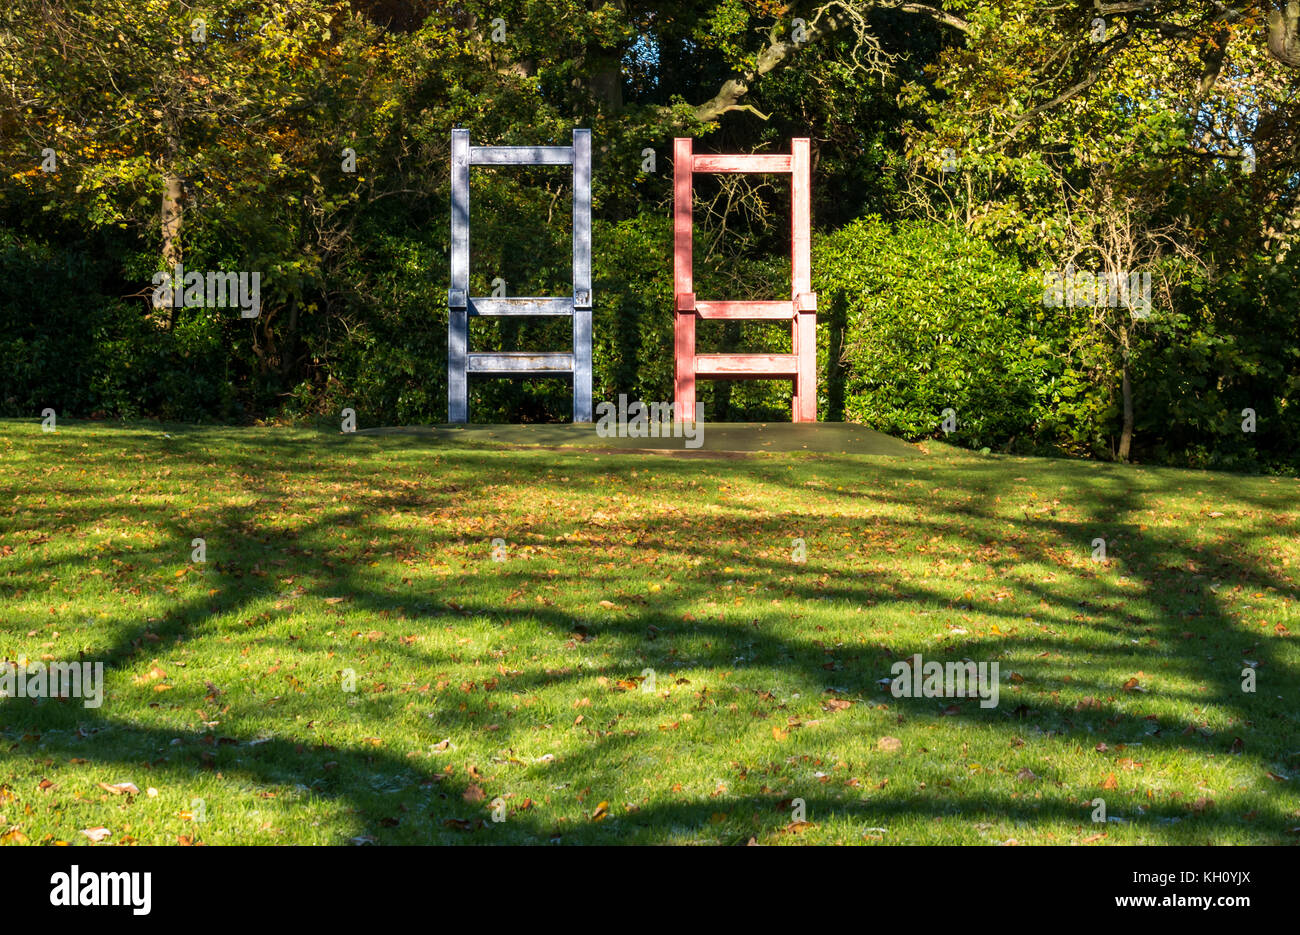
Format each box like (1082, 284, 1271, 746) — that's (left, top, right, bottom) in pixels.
(447, 128, 592, 423)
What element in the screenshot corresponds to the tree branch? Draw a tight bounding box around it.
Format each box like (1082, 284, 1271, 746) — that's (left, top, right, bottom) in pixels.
(681, 1, 970, 124)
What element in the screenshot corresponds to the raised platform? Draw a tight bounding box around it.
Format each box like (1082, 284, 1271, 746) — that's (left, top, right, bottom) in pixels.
(355, 422, 920, 456)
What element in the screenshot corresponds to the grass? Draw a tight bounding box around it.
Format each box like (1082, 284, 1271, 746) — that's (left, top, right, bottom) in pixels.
(1, 419, 1298, 845)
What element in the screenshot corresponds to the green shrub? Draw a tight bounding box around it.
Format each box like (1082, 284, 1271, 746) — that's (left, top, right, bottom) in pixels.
(815, 217, 1066, 450)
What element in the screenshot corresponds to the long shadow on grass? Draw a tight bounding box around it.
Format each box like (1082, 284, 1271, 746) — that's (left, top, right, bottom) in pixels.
(2, 425, 1297, 843)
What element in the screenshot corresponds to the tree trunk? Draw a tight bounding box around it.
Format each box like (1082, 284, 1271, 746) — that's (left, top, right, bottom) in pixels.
(589, 54, 623, 113)
(158, 125, 183, 330)
(587, 0, 624, 113)
(1118, 326, 1134, 462)
(1268, 2, 1300, 67)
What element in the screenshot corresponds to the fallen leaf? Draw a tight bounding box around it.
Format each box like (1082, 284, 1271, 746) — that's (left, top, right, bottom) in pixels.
(877, 736, 903, 754)
(97, 782, 139, 796)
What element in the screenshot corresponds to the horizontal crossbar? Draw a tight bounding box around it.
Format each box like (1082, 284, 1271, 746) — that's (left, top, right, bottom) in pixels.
(690, 154, 793, 174)
(470, 146, 575, 166)
(694, 300, 794, 320)
(468, 352, 575, 375)
(468, 297, 575, 316)
(695, 354, 799, 378)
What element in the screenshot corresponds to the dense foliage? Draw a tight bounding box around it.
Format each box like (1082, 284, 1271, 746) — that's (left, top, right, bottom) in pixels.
(1, 1, 1296, 469)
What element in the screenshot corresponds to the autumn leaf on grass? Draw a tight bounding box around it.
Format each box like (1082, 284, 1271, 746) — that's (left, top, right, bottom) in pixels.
(98, 782, 139, 796)
(784, 821, 814, 834)
(133, 664, 166, 685)
(771, 725, 789, 741)
(821, 698, 851, 713)
(80, 827, 111, 843)
(590, 801, 610, 821)
(1101, 773, 1119, 790)
(463, 784, 485, 804)
(597, 600, 618, 610)
(877, 736, 902, 754)
(0, 828, 28, 844)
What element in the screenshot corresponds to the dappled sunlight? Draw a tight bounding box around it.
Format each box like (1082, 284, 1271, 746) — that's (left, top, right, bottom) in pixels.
(1, 422, 1297, 844)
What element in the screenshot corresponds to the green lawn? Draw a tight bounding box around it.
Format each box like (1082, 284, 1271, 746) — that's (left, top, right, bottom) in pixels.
(1, 420, 1297, 845)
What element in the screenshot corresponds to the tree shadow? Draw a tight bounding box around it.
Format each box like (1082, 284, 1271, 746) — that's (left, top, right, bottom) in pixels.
(2, 424, 1297, 843)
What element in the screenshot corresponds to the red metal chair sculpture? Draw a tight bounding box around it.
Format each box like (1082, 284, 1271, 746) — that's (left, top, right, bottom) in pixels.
(673, 137, 817, 423)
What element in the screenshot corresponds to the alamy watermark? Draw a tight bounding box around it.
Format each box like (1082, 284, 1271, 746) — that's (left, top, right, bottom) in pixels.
(1043, 266, 1152, 319)
(151, 263, 261, 318)
(50, 865, 150, 915)
(887, 653, 999, 708)
(0, 660, 104, 708)
(595, 395, 703, 449)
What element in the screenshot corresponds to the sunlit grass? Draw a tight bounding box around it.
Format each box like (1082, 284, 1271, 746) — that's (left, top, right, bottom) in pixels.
(1, 420, 1297, 845)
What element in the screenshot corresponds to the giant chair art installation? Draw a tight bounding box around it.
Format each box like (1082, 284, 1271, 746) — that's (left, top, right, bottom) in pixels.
(447, 128, 592, 423)
(672, 137, 818, 423)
